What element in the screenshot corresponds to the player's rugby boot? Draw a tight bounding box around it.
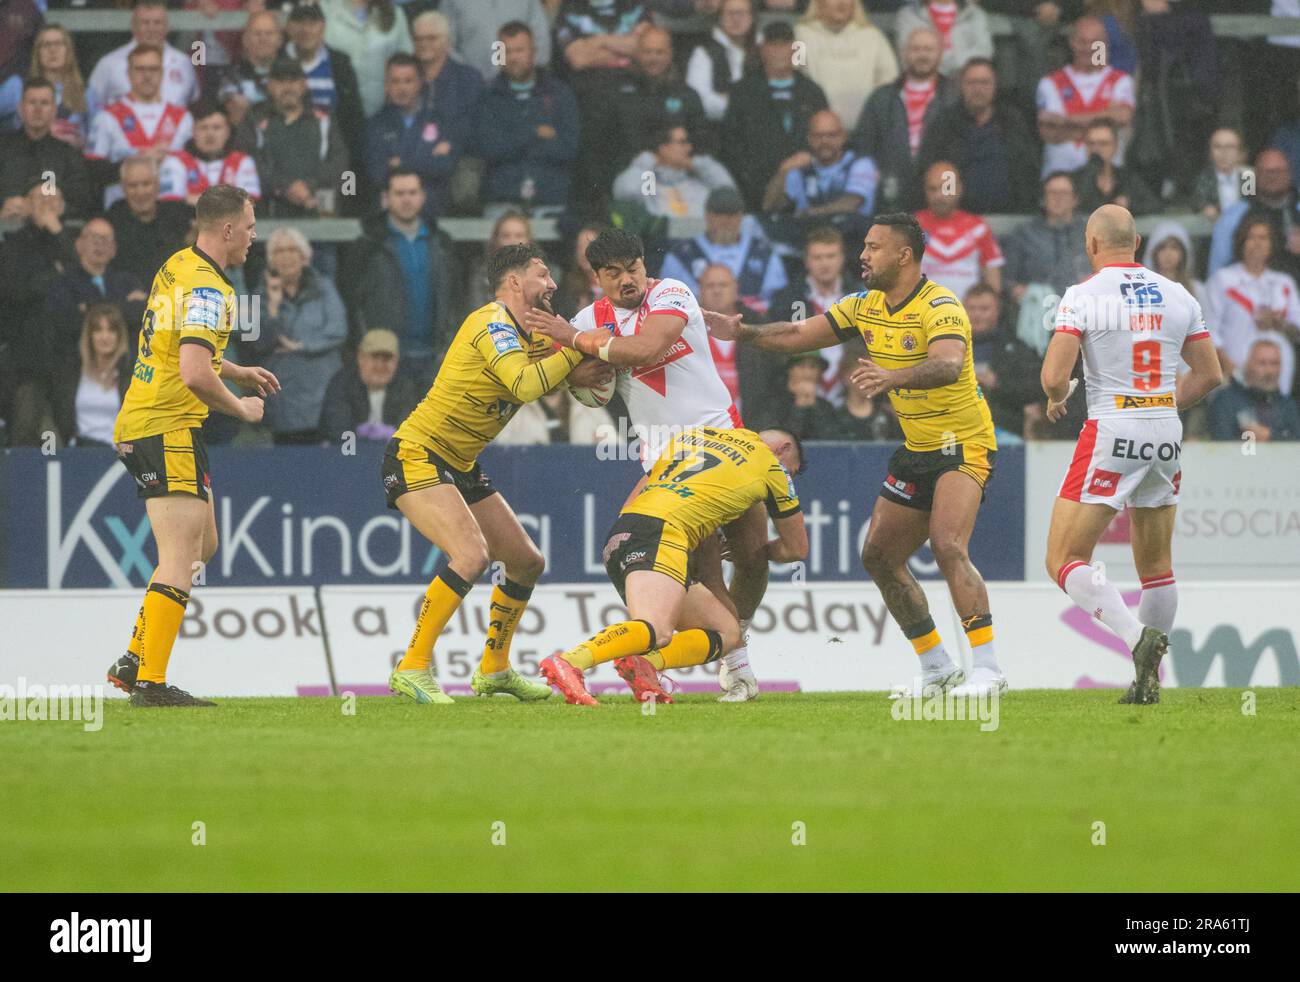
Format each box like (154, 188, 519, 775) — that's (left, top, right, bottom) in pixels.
(949, 666, 1008, 697)
(107, 652, 139, 693)
(470, 668, 552, 701)
(1124, 627, 1168, 705)
(389, 666, 454, 705)
(893, 664, 967, 698)
(717, 660, 759, 702)
(614, 655, 674, 704)
(539, 653, 597, 706)
(129, 680, 216, 707)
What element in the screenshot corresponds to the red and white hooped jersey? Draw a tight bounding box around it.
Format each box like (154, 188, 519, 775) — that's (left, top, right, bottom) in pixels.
(1035, 66, 1135, 174)
(916, 209, 1004, 302)
(571, 278, 740, 470)
(159, 149, 261, 201)
(86, 98, 192, 162)
(1054, 263, 1209, 420)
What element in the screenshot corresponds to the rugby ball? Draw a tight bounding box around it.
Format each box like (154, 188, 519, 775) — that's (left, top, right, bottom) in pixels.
(566, 376, 616, 408)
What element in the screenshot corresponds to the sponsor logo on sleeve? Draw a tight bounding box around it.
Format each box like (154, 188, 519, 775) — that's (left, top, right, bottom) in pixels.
(488, 322, 522, 353)
(184, 286, 224, 329)
(929, 296, 958, 308)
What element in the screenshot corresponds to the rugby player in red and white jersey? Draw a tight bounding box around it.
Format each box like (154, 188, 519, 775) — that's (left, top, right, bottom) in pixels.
(1041, 205, 1223, 705)
(523, 228, 778, 703)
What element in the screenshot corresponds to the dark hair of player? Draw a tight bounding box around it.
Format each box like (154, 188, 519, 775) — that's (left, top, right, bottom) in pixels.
(127, 43, 164, 66)
(195, 184, 251, 227)
(872, 212, 926, 262)
(385, 52, 421, 74)
(804, 224, 844, 251)
(488, 242, 548, 291)
(499, 20, 533, 41)
(22, 75, 55, 97)
(585, 228, 645, 272)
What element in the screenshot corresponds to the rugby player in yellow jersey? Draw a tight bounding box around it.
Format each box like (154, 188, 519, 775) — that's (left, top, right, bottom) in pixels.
(106, 185, 280, 707)
(382, 243, 614, 704)
(540, 427, 807, 706)
(704, 213, 1009, 697)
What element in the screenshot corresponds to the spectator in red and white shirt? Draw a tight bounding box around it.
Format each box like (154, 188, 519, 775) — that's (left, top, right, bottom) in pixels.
(159, 101, 261, 207)
(87, 45, 194, 208)
(916, 159, 1003, 300)
(86, 0, 199, 111)
(1035, 14, 1135, 177)
(894, 1, 994, 79)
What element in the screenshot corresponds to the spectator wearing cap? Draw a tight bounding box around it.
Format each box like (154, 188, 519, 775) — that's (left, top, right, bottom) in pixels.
(341, 168, 456, 376)
(477, 21, 580, 213)
(441, 0, 554, 81)
(661, 186, 788, 315)
(917, 57, 1040, 214)
(234, 57, 349, 219)
(86, 0, 199, 112)
(721, 20, 829, 212)
(0, 181, 77, 446)
(244, 227, 348, 444)
(158, 102, 261, 207)
(105, 156, 195, 294)
(1, 78, 92, 221)
(853, 25, 954, 213)
(1208, 336, 1300, 442)
(1071, 117, 1158, 216)
(410, 10, 485, 150)
(44, 217, 147, 374)
(916, 160, 1002, 301)
(774, 351, 844, 441)
(685, 0, 759, 132)
(211, 10, 283, 129)
(364, 53, 460, 218)
(87, 44, 195, 208)
(763, 108, 877, 248)
(320, 0, 414, 118)
(895, 1, 993, 78)
(1208, 149, 1300, 281)
(613, 123, 737, 220)
(285, 2, 367, 172)
(612, 24, 709, 167)
(830, 337, 904, 441)
(1035, 14, 1136, 177)
(795, 0, 898, 134)
(319, 328, 422, 443)
(556, 0, 654, 209)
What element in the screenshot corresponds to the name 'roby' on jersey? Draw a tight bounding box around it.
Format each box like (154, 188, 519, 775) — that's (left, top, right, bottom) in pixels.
(571, 278, 740, 470)
(1054, 263, 1210, 420)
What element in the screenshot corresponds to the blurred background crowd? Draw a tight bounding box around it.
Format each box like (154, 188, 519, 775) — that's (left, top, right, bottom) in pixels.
(2, 0, 1299, 452)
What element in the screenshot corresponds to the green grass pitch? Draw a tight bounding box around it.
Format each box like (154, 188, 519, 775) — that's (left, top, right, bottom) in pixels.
(4, 689, 1297, 892)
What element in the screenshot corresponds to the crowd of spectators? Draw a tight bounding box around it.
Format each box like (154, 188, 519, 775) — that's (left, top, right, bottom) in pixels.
(3, 0, 1300, 451)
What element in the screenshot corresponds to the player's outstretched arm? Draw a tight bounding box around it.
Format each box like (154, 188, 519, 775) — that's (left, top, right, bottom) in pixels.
(702, 309, 840, 354)
(179, 344, 265, 423)
(1176, 335, 1225, 410)
(766, 512, 809, 565)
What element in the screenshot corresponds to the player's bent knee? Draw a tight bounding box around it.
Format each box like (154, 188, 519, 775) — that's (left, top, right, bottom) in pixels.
(514, 547, 545, 583)
(930, 536, 968, 570)
(450, 541, 491, 582)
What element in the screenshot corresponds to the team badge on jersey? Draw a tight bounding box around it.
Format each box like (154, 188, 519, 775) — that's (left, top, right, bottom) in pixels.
(185, 286, 224, 329)
(901, 333, 917, 351)
(487, 322, 521, 353)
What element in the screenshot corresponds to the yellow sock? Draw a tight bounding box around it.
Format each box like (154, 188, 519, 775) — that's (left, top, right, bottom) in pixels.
(137, 583, 190, 684)
(127, 571, 157, 658)
(904, 616, 943, 656)
(563, 619, 655, 671)
(398, 569, 472, 671)
(480, 578, 533, 675)
(644, 629, 723, 670)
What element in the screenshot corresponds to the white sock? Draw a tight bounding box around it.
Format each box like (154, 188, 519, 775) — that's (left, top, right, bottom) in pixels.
(962, 614, 998, 672)
(970, 641, 998, 672)
(906, 617, 952, 672)
(1138, 571, 1177, 633)
(1059, 560, 1144, 650)
(723, 646, 750, 671)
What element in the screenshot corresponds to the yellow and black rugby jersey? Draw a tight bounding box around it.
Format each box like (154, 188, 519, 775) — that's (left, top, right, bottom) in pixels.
(624, 427, 801, 551)
(114, 246, 236, 443)
(394, 301, 583, 470)
(825, 276, 996, 452)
